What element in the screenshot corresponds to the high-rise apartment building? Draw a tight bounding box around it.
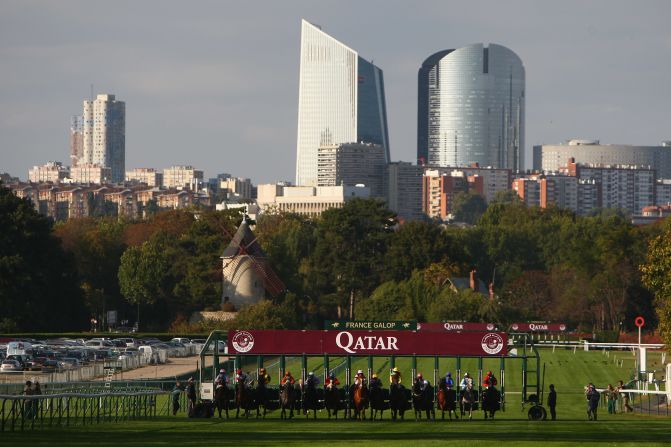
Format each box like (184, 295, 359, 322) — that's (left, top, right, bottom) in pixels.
(418, 44, 525, 170)
(69, 115, 84, 167)
(385, 162, 424, 221)
(317, 142, 386, 198)
(296, 20, 390, 186)
(83, 94, 125, 183)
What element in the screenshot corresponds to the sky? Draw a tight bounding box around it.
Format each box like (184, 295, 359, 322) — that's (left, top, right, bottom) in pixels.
(1, 0, 669, 184)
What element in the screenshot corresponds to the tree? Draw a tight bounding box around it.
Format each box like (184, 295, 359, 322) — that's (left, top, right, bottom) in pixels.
(451, 191, 488, 224)
(383, 221, 461, 282)
(0, 185, 87, 330)
(640, 221, 671, 346)
(306, 199, 395, 319)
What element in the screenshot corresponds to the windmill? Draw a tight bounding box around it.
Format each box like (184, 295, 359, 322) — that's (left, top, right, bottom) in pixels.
(220, 217, 285, 309)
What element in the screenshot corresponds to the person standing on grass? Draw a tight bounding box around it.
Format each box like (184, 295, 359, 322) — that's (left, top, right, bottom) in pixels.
(586, 383, 600, 421)
(618, 380, 633, 413)
(171, 381, 183, 416)
(606, 384, 617, 414)
(547, 384, 557, 420)
(186, 377, 197, 416)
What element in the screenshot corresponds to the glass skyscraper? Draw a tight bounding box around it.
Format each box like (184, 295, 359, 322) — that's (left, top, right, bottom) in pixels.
(296, 20, 389, 186)
(417, 43, 525, 170)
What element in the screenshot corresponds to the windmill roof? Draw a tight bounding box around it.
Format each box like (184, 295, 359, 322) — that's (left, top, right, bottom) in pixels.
(221, 219, 267, 258)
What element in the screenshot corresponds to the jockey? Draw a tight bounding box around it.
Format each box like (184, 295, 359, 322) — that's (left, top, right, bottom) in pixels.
(414, 373, 424, 388)
(235, 368, 247, 385)
(460, 372, 472, 390)
(445, 372, 455, 388)
(369, 373, 382, 389)
(306, 371, 320, 387)
(354, 369, 367, 386)
(281, 371, 295, 386)
(258, 367, 271, 387)
(483, 371, 498, 388)
(215, 368, 228, 388)
(324, 372, 340, 389)
(389, 366, 402, 385)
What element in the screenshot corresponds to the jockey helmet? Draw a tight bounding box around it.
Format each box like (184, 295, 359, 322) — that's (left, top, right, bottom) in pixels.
(236, 369, 242, 374)
(219, 369, 225, 373)
(308, 371, 314, 376)
(446, 372, 452, 377)
(416, 373, 423, 379)
(357, 369, 364, 375)
(372, 373, 378, 379)
(392, 367, 400, 373)
(329, 372, 335, 379)
(260, 368, 266, 373)
(285, 371, 291, 376)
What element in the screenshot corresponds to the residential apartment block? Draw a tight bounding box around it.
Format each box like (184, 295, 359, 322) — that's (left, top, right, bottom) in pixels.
(126, 168, 163, 187)
(385, 162, 424, 221)
(28, 161, 70, 183)
(317, 142, 386, 198)
(163, 165, 204, 190)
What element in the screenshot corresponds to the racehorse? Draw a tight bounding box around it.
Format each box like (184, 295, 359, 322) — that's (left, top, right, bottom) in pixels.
(437, 378, 458, 420)
(235, 381, 254, 419)
(324, 383, 341, 419)
(412, 380, 435, 421)
(279, 382, 296, 419)
(255, 377, 270, 418)
(481, 386, 501, 420)
(302, 378, 319, 419)
(352, 383, 369, 420)
(389, 383, 408, 420)
(369, 381, 386, 420)
(214, 384, 232, 419)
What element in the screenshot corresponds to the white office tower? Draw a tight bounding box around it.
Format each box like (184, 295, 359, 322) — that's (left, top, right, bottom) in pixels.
(296, 20, 390, 186)
(83, 94, 125, 183)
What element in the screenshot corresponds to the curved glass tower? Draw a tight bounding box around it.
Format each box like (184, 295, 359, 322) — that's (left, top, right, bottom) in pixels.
(296, 20, 389, 186)
(417, 43, 525, 170)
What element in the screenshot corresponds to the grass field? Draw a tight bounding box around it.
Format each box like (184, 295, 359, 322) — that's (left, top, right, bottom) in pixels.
(3, 347, 668, 446)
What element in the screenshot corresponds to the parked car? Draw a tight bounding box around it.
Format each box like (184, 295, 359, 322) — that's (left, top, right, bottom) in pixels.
(26, 357, 48, 371)
(41, 359, 61, 373)
(0, 360, 22, 372)
(60, 358, 81, 369)
(170, 337, 191, 345)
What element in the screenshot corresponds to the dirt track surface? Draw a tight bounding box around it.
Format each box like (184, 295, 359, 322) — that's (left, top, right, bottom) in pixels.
(95, 355, 215, 381)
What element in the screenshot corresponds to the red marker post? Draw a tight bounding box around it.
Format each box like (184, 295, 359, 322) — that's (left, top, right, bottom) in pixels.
(635, 316, 645, 346)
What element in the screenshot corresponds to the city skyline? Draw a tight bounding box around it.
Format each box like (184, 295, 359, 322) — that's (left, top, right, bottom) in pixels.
(1, 1, 669, 184)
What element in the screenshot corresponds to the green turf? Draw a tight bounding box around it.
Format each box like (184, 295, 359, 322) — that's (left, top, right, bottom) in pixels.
(3, 348, 668, 445)
(3, 416, 670, 446)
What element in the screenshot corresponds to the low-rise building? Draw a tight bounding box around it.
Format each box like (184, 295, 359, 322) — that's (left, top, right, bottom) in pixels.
(28, 161, 70, 183)
(163, 165, 203, 190)
(70, 163, 112, 184)
(126, 168, 163, 187)
(257, 184, 370, 217)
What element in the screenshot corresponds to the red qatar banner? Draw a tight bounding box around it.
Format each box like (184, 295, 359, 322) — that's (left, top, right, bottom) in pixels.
(417, 322, 498, 332)
(228, 330, 508, 357)
(510, 323, 567, 332)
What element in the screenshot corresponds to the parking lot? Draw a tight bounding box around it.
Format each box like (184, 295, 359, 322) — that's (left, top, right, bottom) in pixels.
(0, 337, 207, 385)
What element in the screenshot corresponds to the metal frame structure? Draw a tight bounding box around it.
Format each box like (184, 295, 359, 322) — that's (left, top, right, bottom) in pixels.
(199, 330, 547, 419)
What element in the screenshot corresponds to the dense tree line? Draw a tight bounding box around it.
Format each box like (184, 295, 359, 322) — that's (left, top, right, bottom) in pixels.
(1, 181, 669, 339)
